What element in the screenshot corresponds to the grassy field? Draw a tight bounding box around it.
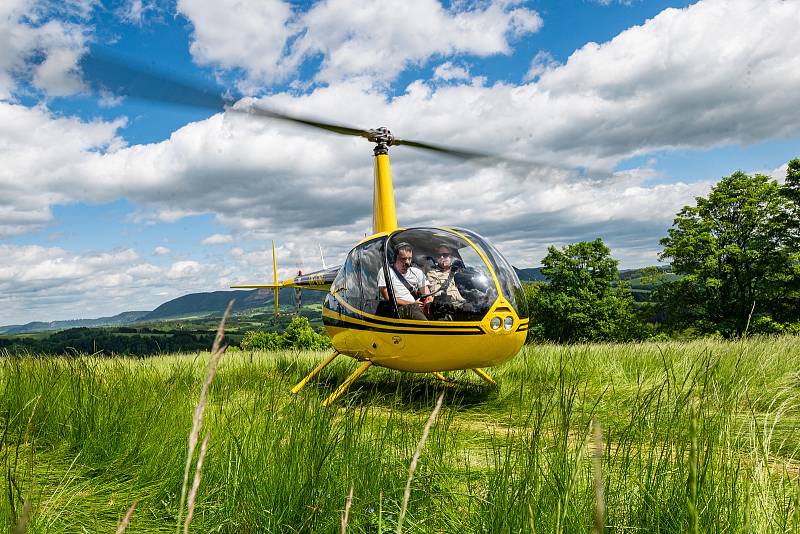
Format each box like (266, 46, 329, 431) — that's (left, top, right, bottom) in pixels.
(1, 337, 799, 532)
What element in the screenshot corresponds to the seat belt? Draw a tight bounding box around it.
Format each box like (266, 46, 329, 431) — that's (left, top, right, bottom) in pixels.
(439, 270, 455, 294)
(390, 265, 420, 300)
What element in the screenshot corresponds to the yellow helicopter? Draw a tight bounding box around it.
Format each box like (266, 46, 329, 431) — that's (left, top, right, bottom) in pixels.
(230, 121, 529, 406)
(81, 52, 530, 405)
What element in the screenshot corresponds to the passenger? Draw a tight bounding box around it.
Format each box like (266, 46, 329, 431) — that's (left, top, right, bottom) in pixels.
(427, 245, 466, 316)
(378, 242, 431, 320)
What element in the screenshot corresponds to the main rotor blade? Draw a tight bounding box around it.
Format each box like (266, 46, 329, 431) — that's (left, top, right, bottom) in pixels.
(239, 104, 372, 139)
(392, 138, 494, 160)
(79, 51, 229, 111)
(78, 49, 563, 167)
(80, 49, 375, 138)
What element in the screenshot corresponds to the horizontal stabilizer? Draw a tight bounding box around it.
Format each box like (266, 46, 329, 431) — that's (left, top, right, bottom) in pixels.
(231, 265, 340, 292)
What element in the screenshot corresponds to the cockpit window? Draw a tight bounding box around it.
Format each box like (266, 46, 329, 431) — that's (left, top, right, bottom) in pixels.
(385, 228, 498, 321)
(329, 237, 391, 317)
(452, 228, 528, 318)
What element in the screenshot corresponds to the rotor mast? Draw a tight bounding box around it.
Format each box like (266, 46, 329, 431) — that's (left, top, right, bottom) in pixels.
(370, 127, 398, 234)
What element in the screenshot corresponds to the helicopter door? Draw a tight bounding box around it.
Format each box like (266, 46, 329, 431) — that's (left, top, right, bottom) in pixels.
(328, 237, 394, 318)
(353, 237, 392, 317)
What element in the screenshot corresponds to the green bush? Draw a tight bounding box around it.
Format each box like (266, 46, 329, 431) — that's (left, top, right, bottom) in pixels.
(748, 316, 784, 335)
(281, 316, 332, 350)
(241, 330, 283, 351)
(241, 316, 332, 351)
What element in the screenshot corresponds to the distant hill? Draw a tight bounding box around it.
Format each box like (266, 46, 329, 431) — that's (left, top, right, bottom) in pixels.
(140, 288, 324, 321)
(0, 311, 149, 335)
(0, 288, 326, 335)
(514, 267, 547, 282)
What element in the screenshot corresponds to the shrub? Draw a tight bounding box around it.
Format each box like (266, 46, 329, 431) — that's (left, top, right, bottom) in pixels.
(241, 316, 332, 352)
(241, 331, 283, 351)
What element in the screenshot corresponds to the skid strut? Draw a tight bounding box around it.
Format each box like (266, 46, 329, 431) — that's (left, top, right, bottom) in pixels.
(431, 372, 456, 387)
(472, 368, 496, 386)
(323, 361, 373, 407)
(291, 350, 339, 394)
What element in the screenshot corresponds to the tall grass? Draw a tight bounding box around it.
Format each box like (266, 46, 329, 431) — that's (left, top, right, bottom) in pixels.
(0, 336, 798, 532)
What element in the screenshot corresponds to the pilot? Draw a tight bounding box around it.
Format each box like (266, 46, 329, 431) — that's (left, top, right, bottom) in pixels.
(427, 244, 466, 314)
(378, 242, 431, 320)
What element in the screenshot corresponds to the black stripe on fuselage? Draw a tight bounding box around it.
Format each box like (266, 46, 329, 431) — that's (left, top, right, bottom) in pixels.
(324, 302, 485, 332)
(324, 317, 485, 336)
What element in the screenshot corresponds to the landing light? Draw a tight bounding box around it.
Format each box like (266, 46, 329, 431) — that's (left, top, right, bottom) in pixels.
(490, 317, 502, 330)
(504, 316, 514, 331)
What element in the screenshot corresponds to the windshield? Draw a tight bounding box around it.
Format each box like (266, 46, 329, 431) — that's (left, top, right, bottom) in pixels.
(384, 228, 498, 321)
(452, 228, 528, 318)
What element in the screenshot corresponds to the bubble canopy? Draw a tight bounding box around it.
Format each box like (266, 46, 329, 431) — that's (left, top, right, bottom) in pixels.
(326, 227, 527, 323)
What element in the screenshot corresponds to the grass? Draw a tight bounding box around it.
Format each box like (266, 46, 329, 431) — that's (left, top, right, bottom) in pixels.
(1, 336, 799, 532)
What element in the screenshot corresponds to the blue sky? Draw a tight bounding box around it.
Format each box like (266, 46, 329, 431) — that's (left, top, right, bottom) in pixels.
(1, 0, 799, 324)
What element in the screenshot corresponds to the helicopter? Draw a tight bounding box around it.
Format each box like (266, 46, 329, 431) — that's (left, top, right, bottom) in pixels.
(230, 124, 530, 406)
(79, 51, 530, 405)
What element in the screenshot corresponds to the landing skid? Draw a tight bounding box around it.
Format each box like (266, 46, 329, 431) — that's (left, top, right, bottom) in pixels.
(290, 350, 374, 406)
(432, 368, 497, 387)
(431, 371, 456, 387)
(291, 353, 497, 405)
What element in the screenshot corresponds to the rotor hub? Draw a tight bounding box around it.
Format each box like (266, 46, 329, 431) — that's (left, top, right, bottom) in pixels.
(368, 127, 394, 155)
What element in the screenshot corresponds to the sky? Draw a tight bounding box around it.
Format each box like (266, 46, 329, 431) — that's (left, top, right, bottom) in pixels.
(1, 0, 799, 325)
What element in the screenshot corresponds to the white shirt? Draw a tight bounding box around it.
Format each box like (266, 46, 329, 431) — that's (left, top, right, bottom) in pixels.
(377, 266, 428, 302)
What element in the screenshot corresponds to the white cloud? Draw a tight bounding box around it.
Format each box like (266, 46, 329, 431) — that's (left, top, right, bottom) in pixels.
(118, 0, 159, 25)
(166, 260, 204, 280)
(0, 102, 126, 235)
(433, 62, 470, 81)
(526, 0, 800, 160)
(153, 246, 170, 256)
(524, 50, 558, 81)
(177, 0, 296, 86)
(178, 0, 542, 86)
(0, 244, 235, 324)
(0, 0, 89, 99)
(201, 233, 234, 245)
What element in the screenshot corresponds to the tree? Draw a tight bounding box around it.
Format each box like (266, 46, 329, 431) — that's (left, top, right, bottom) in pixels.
(782, 158, 800, 203)
(780, 158, 800, 250)
(658, 170, 797, 337)
(528, 239, 643, 342)
(780, 158, 800, 323)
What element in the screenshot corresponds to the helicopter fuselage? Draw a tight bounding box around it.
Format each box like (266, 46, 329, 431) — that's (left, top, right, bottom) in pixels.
(321, 226, 529, 372)
(232, 140, 529, 402)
